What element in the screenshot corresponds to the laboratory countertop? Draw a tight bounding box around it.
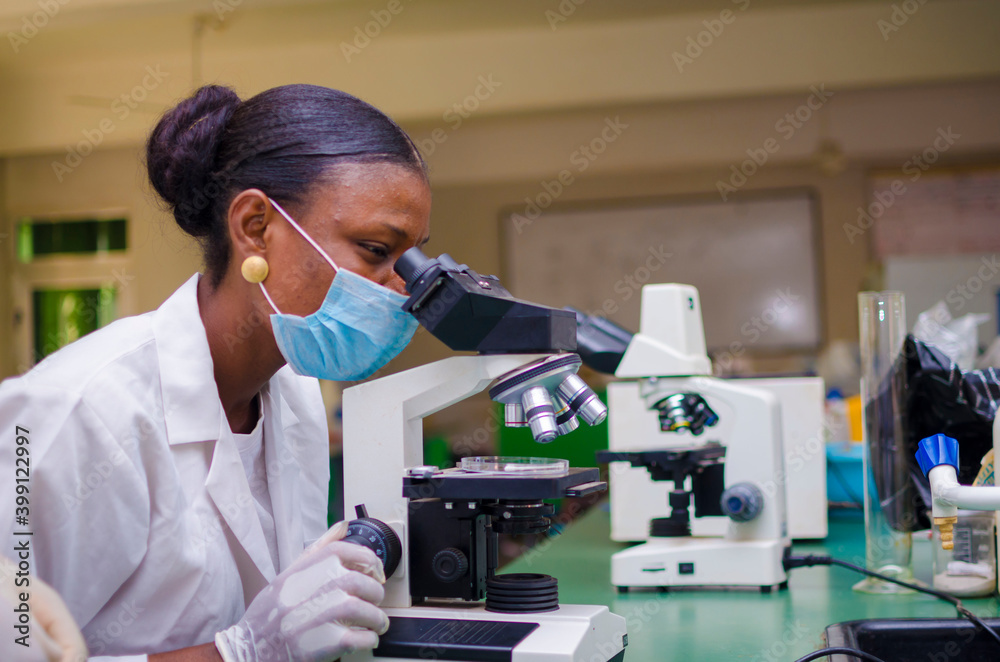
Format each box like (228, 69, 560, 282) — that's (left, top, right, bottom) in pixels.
(501, 507, 999, 661)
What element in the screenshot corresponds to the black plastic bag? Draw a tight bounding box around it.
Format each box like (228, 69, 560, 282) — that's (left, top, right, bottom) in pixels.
(896, 335, 1000, 531)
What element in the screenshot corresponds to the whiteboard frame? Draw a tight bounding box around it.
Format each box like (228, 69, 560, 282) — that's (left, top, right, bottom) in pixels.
(498, 187, 826, 357)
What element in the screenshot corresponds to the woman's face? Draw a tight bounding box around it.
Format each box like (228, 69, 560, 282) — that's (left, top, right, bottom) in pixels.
(264, 161, 432, 317)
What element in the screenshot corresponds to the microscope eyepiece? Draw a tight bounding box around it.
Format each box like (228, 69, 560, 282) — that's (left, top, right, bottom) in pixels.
(395, 248, 577, 353)
(394, 246, 434, 290)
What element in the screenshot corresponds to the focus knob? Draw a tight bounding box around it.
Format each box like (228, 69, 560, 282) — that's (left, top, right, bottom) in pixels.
(343, 516, 402, 578)
(432, 548, 469, 583)
(720, 482, 764, 523)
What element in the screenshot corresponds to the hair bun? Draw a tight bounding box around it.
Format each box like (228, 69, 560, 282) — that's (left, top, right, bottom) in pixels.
(146, 85, 241, 237)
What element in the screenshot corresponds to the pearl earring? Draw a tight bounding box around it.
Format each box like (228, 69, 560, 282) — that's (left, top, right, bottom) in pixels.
(241, 256, 269, 283)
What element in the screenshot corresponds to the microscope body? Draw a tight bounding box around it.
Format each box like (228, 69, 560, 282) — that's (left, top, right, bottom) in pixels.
(607, 378, 827, 541)
(342, 249, 627, 661)
(584, 284, 791, 590)
(604, 374, 790, 591)
(343, 354, 539, 608)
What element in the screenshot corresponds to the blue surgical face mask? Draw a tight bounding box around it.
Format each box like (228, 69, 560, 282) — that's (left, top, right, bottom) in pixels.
(258, 198, 419, 381)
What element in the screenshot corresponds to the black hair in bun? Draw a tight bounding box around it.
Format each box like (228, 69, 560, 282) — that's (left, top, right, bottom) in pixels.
(145, 83, 426, 287)
(146, 85, 240, 237)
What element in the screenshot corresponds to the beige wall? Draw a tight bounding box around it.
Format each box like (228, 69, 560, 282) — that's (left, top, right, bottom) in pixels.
(392, 79, 1000, 372)
(403, 166, 871, 369)
(0, 0, 998, 154)
(1, 0, 999, 378)
(0, 148, 202, 378)
(3, 81, 1000, 377)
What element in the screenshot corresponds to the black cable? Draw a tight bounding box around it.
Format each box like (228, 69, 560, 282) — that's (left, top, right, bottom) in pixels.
(785, 554, 1000, 651)
(792, 647, 888, 662)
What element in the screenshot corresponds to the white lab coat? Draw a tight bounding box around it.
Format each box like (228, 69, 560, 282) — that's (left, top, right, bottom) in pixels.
(0, 274, 330, 661)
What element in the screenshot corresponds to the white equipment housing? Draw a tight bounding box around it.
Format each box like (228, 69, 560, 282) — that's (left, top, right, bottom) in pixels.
(606, 284, 805, 590)
(342, 354, 627, 661)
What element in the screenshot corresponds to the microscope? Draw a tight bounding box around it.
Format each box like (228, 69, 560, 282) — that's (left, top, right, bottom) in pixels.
(578, 284, 790, 592)
(341, 249, 628, 662)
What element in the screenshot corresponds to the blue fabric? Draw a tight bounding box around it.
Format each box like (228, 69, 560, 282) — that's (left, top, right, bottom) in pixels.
(263, 198, 418, 381)
(270, 268, 417, 380)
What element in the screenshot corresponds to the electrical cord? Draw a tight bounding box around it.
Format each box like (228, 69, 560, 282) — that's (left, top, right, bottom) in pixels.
(792, 647, 887, 662)
(785, 553, 1000, 659)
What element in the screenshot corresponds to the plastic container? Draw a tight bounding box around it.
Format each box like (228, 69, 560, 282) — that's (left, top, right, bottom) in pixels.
(460, 456, 569, 476)
(932, 510, 997, 597)
(855, 291, 915, 593)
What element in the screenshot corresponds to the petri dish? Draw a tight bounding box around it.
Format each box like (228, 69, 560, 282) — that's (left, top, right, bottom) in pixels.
(460, 456, 569, 476)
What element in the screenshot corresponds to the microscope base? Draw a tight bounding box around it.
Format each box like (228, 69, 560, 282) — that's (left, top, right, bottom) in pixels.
(611, 537, 788, 591)
(344, 603, 627, 662)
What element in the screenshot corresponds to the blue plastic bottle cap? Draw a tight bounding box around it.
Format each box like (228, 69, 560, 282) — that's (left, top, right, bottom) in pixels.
(916, 434, 960, 477)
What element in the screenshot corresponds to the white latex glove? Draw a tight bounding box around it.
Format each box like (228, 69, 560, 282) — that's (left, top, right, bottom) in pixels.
(215, 521, 389, 662)
(0, 556, 88, 662)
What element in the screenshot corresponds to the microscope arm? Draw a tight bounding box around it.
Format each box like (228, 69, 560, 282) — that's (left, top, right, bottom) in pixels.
(388, 354, 550, 419)
(343, 354, 548, 609)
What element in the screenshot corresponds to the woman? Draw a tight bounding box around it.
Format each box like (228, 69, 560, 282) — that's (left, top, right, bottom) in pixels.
(0, 83, 432, 662)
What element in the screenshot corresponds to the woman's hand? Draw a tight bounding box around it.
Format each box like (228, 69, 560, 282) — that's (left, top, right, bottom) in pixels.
(0, 556, 88, 662)
(214, 521, 389, 662)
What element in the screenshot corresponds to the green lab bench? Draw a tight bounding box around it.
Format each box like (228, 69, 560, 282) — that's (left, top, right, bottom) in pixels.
(501, 508, 1000, 660)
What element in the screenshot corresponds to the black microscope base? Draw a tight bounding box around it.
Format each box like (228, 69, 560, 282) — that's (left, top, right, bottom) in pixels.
(373, 617, 538, 661)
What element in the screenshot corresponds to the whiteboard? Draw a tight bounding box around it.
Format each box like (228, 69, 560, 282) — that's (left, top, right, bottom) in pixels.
(502, 192, 822, 353)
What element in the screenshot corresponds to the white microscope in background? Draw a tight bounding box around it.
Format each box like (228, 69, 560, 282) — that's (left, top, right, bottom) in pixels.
(578, 284, 791, 591)
(580, 286, 827, 545)
(341, 249, 627, 662)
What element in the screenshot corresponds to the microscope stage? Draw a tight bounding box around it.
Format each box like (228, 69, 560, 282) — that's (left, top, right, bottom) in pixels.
(403, 467, 604, 500)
